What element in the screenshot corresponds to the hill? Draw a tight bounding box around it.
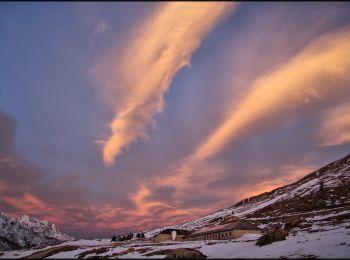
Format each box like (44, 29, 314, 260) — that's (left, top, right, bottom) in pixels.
(145, 153, 350, 236)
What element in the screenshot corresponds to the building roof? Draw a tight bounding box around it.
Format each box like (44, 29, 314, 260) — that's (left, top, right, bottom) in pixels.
(155, 228, 190, 236)
(189, 220, 260, 236)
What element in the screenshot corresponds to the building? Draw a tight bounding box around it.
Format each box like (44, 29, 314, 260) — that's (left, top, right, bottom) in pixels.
(184, 220, 261, 241)
(153, 229, 191, 243)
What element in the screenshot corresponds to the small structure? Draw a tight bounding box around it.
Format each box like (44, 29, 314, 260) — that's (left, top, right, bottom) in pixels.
(184, 220, 261, 241)
(153, 229, 190, 243)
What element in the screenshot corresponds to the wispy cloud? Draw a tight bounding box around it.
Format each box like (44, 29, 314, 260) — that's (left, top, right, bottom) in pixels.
(155, 27, 350, 189)
(190, 28, 350, 163)
(239, 163, 316, 198)
(319, 104, 350, 147)
(90, 19, 108, 43)
(95, 2, 237, 166)
(128, 28, 350, 227)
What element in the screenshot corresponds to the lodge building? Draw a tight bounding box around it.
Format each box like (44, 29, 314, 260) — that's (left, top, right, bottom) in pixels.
(183, 220, 261, 241)
(152, 217, 261, 242)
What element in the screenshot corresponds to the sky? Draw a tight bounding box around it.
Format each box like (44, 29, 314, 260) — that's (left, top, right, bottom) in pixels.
(0, 2, 350, 238)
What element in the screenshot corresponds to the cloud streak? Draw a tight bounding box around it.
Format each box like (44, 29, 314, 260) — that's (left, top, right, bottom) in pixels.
(99, 2, 237, 165)
(132, 28, 350, 227)
(191, 28, 350, 163)
(90, 20, 108, 43)
(319, 104, 350, 146)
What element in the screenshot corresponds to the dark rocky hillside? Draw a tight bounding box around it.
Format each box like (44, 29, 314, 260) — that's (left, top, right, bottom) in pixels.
(145, 154, 350, 236)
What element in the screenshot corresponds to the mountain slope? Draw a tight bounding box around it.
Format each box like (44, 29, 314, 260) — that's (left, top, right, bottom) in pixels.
(1, 154, 349, 259)
(145, 153, 350, 236)
(0, 212, 73, 251)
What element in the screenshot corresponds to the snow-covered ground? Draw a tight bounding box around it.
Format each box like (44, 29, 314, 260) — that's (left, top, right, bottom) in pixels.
(2, 220, 349, 259)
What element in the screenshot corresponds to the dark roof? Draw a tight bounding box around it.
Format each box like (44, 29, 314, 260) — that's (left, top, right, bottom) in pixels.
(228, 221, 261, 231)
(189, 220, 260, 236)
(155, 228, 190, 236)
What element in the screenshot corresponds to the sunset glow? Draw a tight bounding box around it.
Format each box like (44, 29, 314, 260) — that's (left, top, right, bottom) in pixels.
(1, 2, 350, 238)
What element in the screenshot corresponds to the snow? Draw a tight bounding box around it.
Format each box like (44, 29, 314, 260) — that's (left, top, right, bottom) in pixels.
(198, 227, 349, 258)
(149, 227, 350, 259)
(60, 239, 112, 247)
(287, 178, 319, 197)
(305, 210, 350, 221)
(46, 248, 88, 259)
(234, 195, 283, 217)
(144, 154, 350, 236)
(2, 224, 349, 259)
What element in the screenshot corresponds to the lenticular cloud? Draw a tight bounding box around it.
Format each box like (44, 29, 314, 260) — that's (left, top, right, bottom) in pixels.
(99, 2, 237, 166)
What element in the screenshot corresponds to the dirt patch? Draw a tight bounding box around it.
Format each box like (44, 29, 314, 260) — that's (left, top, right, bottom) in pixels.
(23, 245, 80, 259)
(86, 256, 108, 259)
(144, 249, 174, 256)
(135, 247, 152, 254)
(300, 254, 317, 259)
(165, 248, 207, 259)
(144, 248, 206, 258)
(77, 247, 109, 259)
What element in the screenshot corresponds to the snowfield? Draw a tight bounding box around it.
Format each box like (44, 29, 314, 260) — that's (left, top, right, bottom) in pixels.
(1, 219, 349, 259)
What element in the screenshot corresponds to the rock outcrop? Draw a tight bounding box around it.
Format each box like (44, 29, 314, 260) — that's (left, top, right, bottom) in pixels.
(0, 212, 72, 251)
(256, 228, 289, 246)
